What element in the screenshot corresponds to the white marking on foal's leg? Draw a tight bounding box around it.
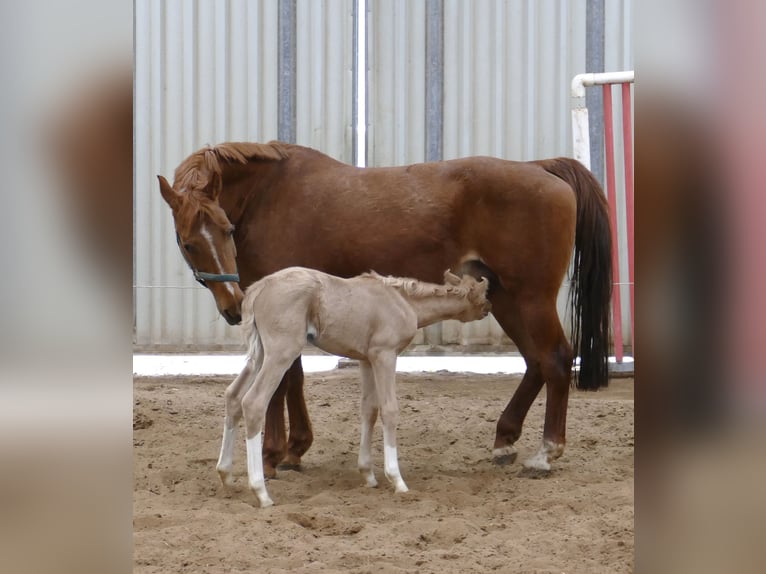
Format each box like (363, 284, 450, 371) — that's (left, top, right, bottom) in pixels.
(201, 224, 236, 297)
(246, 432, 274, 507)
(383, 443, 408, 493)
(523, 439, 565, 472)
(216, 423, 238, 486)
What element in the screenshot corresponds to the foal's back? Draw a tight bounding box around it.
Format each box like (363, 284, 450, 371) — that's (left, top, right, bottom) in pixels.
(243, 267, 418, 361)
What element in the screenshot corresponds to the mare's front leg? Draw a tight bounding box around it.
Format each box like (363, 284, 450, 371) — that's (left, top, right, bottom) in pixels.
(370, 351, 408, 493)
(357, 360, 379, 488)
(283, 358, 314, 468)
(261, 375, 288, 479)
(262, 359, 313, 475)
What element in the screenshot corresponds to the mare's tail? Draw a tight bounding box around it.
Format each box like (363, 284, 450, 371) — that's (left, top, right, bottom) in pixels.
(535, 158, 613, 390)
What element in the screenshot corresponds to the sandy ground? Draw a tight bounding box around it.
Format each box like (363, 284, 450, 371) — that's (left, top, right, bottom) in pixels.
(134, 368, 634, 573)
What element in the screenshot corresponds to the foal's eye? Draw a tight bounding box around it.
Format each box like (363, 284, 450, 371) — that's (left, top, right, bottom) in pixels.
(227, 227, 235, 237)
(183, 243, 194, 252)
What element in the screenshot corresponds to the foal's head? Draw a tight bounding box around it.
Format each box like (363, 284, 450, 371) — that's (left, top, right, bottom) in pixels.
(443, 270, 492, 321)
(158, 174, 244, 325)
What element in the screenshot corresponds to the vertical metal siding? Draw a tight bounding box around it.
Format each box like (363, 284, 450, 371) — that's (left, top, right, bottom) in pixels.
(296, 0, 355, 162)
(137, 0, 345, 349)
(368, 0, 631, 348)
(135, 0, 273, 349)
(368, 0, 427, 166)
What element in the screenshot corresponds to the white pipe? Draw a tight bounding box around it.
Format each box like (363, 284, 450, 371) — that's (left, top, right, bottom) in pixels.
(571, 70, 634, 99)
(571, 107, 591, 169)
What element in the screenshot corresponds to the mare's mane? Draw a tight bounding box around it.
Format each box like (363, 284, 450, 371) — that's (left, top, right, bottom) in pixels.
(363, 271, 481, 302)
(174, 141, 290, 194)
(172, 141, 290, 234)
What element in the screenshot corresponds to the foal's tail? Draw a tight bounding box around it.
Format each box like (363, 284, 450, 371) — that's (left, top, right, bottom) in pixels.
(240, 286, 264, 362)
(536, 158, 613, 390)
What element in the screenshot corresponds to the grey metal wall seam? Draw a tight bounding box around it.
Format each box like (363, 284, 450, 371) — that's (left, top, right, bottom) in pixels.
(278, 0, 297, 143)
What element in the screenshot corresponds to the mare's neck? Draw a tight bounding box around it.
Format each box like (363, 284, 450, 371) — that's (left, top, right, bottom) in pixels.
(217, 160, 278, 225)
(405, 294, 469, 328)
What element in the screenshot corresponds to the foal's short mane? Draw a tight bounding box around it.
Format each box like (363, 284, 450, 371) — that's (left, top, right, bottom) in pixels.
(174, 141, 290, 194)
(364, 271, 481, 302)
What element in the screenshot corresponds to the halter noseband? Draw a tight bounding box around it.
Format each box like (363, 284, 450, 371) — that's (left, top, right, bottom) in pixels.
(176, 233, 240, 286)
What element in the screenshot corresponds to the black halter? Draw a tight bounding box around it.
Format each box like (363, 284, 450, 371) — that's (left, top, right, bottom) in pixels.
(176, 233, 240, 287)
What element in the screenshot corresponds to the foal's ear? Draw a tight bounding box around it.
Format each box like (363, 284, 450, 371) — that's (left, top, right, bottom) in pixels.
(444, 269, 462, 285)
(158, 175, 182, 211)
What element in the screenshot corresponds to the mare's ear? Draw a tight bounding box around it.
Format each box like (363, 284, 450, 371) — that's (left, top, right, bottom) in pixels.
(203, 170, 223, 201)
(444, 269, 462, 285)
(158, 175, 181, 211)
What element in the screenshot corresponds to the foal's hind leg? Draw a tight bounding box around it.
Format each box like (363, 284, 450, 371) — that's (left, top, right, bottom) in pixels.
(242, 350, 303, 507)
(357, 360, 379, 488)
(216, 358, 258, 486)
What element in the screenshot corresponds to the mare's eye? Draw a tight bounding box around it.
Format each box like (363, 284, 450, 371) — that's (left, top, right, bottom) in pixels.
(227, 227, 235, 237)
(183, 243, 194, 252)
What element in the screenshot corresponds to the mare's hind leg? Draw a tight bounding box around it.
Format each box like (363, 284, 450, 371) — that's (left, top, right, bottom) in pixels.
(488, 291, 545, 464)
(357, 360, 379, 488)
(242, 349, 304, 508)
(492, 291, 574, 470)
(283, 358, 314, 468)
(262, 360, 314, 475)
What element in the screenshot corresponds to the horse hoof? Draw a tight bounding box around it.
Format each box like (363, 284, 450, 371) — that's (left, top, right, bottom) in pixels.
(263, 465, 277, 479)
(277, 462, 302, 472)
(217, 468, 235, 487)
(522, 454, 551, 472)
(492, 446, 518, 466)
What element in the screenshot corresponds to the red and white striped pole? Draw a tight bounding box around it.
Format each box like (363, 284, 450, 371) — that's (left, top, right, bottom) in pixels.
(571, 71, 634, 364)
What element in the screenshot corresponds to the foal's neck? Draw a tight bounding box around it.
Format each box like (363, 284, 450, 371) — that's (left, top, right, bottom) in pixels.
(406, 294, 470, 328)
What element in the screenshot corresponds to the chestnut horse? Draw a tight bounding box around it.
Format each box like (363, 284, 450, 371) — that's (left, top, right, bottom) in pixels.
(158, 141, 612, 474)
(218, 267, 490, 507)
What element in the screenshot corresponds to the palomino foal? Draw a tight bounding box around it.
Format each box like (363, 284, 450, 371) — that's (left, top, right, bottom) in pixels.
(216, 267, 490, 507)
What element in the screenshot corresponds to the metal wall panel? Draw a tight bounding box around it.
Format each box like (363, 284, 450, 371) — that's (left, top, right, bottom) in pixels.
(134, 0, 353, 349)
(367, 0, 427, 167)
(296, 0, 355, 162)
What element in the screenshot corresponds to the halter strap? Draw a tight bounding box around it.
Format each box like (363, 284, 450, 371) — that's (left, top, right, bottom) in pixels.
(176, 233, 240, 286)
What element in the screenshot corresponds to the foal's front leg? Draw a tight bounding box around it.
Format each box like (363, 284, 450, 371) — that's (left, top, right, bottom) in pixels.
(370, 351, 408, 493)
(357, 360, 379, 488)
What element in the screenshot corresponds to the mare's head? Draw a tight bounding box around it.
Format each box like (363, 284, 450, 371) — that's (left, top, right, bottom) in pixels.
(158, 174, 244, 325)
(443, 270, 492, 321)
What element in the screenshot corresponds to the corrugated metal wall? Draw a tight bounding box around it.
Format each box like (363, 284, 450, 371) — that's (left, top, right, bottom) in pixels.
(134, 0, 353, 349)
(135, 0, 633, 350)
